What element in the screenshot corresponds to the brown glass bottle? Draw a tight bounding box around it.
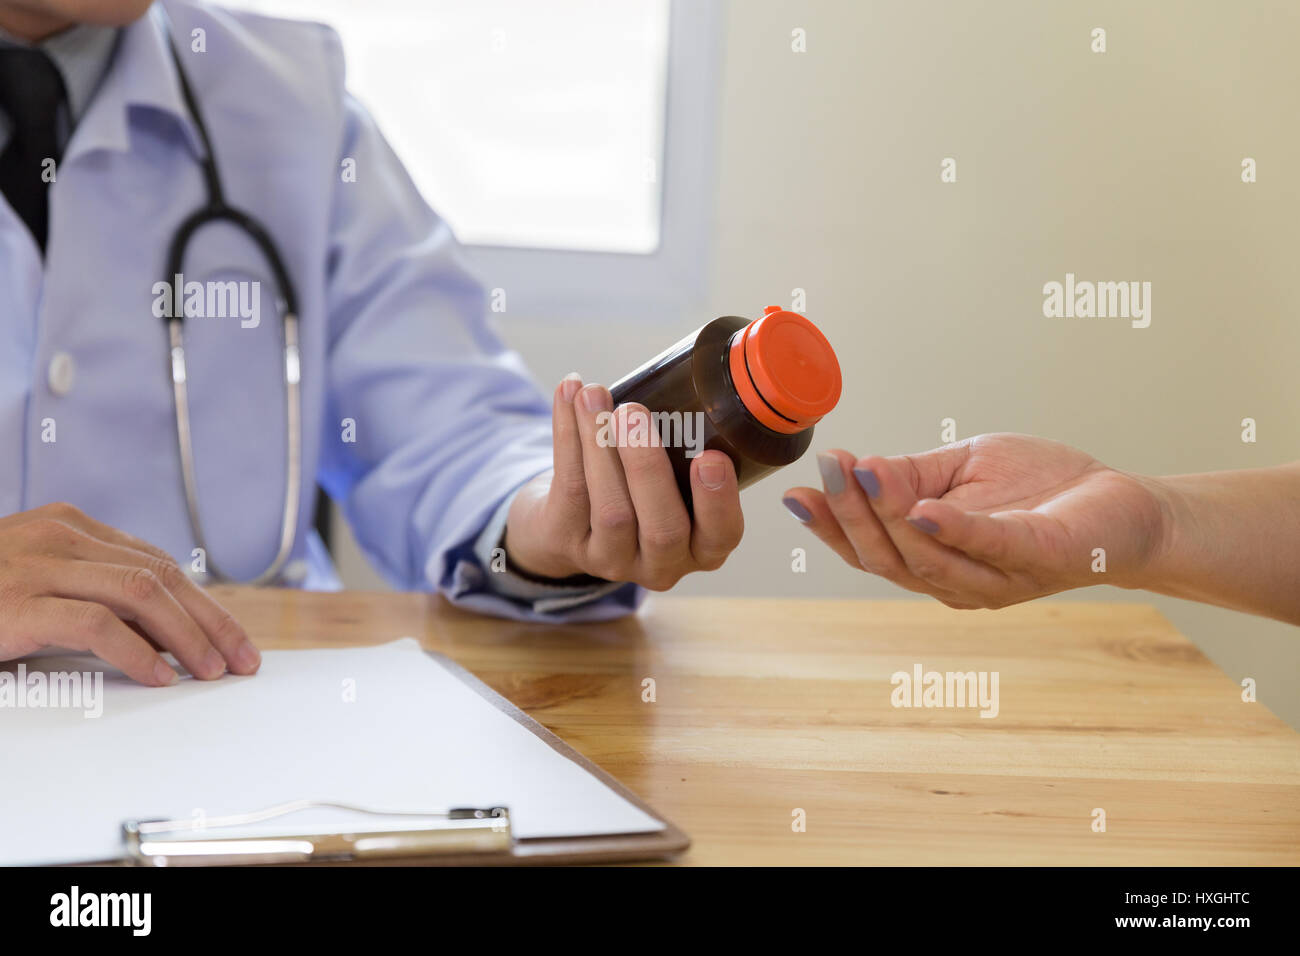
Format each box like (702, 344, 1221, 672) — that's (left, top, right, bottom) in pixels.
(608, 307, 842, 510)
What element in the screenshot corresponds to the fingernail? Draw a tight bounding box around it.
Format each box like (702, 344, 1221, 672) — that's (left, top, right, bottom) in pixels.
(782, 496, 812, 523)
(907, 515, 940, 534)
(853, 467, 881, 499)
(154, 659, 179, 686)
(816, 452, 844, 495)
(560, 372, 582, 402)
(581, 384, 611, 414)
(698, 458, 726, 490)
(203, 648, 226, 678)
(235, 638, 261, 672)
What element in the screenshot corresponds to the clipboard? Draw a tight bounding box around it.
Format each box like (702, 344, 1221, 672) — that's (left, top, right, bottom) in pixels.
(104, 651, 689, 867)
(410, 653, 690, 866)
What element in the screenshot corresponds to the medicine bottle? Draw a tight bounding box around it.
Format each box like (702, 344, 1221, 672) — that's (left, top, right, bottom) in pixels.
(609, 307, 842, 509)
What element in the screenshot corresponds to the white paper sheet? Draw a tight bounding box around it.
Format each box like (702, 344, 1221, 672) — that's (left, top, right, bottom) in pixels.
(0, 638, 662, 865)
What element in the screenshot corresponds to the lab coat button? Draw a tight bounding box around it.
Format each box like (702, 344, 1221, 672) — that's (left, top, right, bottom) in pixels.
(47, 352, 76, 397)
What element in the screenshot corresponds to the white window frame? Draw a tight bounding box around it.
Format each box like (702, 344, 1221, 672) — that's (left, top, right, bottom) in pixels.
(460, 0, 723, 320)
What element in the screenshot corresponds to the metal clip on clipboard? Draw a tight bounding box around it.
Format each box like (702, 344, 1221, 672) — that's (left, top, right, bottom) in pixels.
(122, 799, 512, 866)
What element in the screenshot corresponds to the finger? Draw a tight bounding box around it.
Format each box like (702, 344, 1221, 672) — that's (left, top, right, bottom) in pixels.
(126, 620, 160, 650)
(781, 487, 867, 572)
(908, 498, 1044, 571)
(882, 440, 974, 501)
(547, 373, 590, 522)
(19, 597, 178, 686)
(815, 449, 918, 583)
(159, 575, 259, 675)
(785, 481, 958, 597)
(26, 559, 228, 679)
(573, 384, 637, 574)
(613, 404, 692, 587)
(857, 455, 1009, 596)
(32, 502, 176, 566)
(689, 451, 743, 571)
(41, 527, 259, 675)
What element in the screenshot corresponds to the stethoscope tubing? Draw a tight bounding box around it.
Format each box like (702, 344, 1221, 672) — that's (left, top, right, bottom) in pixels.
(161, 12, 302, 585)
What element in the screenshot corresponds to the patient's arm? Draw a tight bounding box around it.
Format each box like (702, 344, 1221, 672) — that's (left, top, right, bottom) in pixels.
(782, 433, 1300, 625)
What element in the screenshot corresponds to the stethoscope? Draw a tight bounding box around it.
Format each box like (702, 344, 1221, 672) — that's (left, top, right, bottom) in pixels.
(162, 23, 301, 585)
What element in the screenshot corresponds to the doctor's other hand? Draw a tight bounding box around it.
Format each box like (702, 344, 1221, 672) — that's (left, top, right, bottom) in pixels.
(502, 375, 744, 590)
(0, 503, 260, 685)
(782, 434, 1168, 609)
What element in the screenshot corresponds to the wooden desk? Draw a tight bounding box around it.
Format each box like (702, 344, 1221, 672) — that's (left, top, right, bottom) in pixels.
(212, 588, 1300, 865)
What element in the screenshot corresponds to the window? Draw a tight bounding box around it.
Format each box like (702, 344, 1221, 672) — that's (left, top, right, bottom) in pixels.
(223, 0, 721, 316)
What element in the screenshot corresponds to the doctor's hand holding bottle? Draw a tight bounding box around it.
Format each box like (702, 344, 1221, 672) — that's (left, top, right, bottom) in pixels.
(502, 375, 745, 589)
(784, 433, 1300, 625)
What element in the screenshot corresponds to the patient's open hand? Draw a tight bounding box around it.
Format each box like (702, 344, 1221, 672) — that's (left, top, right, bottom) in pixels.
(783, 433, 1169, 609)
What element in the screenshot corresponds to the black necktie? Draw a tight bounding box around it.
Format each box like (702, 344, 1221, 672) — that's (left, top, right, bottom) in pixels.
(0, 47, 67, 253)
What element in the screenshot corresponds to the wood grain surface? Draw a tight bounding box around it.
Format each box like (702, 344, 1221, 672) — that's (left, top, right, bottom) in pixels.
(210, 588, 1300, 865)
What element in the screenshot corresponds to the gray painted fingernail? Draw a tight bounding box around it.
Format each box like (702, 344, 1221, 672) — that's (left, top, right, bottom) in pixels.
(853, 467, 881, 498)
(816, 453, 844, 495)
(782, 496, 812, 523)
(908, 516, 940, 534)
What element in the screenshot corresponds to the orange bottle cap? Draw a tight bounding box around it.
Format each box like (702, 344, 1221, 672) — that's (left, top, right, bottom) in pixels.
(728, 307, 842, 434)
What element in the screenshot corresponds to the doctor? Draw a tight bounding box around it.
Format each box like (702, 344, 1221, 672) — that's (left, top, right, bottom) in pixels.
(0, 0, 746, 685)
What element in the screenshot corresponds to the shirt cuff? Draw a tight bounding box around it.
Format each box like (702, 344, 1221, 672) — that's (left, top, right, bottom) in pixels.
(467, 489, 632, 615)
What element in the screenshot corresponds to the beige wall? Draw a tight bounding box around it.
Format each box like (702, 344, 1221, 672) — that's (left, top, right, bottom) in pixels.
(337, 0, 1300, 727)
